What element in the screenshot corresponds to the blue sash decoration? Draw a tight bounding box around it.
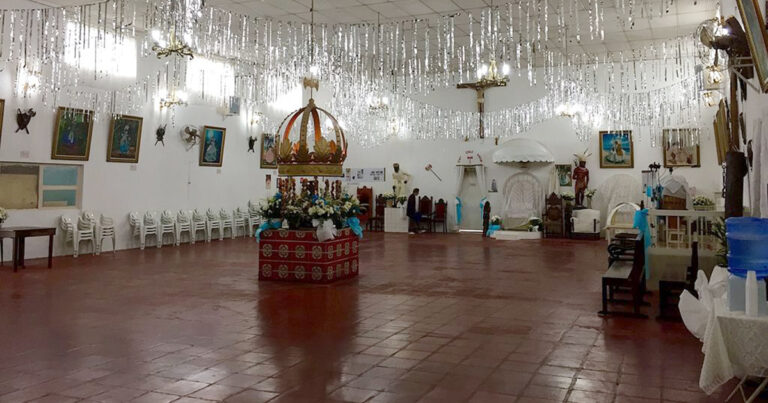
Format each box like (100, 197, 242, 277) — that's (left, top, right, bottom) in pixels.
(486, 224, 501, 237)
(632, 209, 652, 279)
(455, 197, 463, 225)
(255, 219, 282, 241)
(346, 217, 364, 239)
(479, 197, 487, 219)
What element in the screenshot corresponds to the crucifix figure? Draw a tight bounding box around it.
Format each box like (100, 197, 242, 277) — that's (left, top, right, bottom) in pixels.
(457, 60, 508, 139)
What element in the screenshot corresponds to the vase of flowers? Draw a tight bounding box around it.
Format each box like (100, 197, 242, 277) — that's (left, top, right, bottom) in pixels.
(382, 192, 396, 207)
(396, 196, 408, 208)
(490, 215, 501, 226)
(561, 191, 575, 206)
(0, 207, 7, 227)
(693, 196, 715, 211)
(585, 189, 597, 208)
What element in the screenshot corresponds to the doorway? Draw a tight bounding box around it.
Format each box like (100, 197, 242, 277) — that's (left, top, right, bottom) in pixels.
(458, 167, 483, 230)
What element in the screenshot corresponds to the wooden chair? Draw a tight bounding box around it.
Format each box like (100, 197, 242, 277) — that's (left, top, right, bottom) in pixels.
(432, 199, 448, 233)
(368, 195, 385, 232)
(658, 241, 699, 320)
(543, 193, 564, 238)
(356, 186, 373, 228)
(418, 196, 434, 232)
(599, 232, 648, 318)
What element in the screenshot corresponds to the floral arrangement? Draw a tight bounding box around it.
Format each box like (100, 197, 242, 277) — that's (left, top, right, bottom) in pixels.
(0, 207, 7, 223)
(396, 195, 408, 207)
(561, 191, 575, 201)
(257, 194, 283, 220)
(693, 195, 715, 206)
(258, 191, 361, 230)
(585, 189, 597, 199)
(490, 215, 502, 225)
(381, 192, 396, 200)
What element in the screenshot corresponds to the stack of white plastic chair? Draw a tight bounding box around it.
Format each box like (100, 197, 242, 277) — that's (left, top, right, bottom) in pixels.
(219, 209, 235, 239)
(128, 212, 142, 247)
(206, 208, 223, 241)
(59, 216, 75, 246)
(159, 210, 177, 247)
(73, 214, 96, 257)
(141, 211, 160, 249)
(247, 202, 262, 237)
(233, 207, 248, 238)
(192, 209, 208, 243)
(176, 210, 194, 245)
(97, 214, 117, 254)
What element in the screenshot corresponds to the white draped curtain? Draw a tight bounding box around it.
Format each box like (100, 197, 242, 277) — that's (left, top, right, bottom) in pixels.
(474, 165, 486, 198)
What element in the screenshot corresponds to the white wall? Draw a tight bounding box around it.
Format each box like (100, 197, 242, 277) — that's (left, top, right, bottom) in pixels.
(1, 54, 726, 259)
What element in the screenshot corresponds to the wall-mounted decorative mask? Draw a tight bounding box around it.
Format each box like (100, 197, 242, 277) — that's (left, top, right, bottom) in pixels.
(181, 125, 200, 151)
(248, 136, 257, 153)
(155, 124, 167, 146)
(15, 108, 36, 134)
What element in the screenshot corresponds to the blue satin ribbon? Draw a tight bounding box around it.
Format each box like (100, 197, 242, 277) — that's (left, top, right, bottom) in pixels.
(456, 197, 463, 225)
(486, 224, 501, 237)
(479, 197, 487, 220)
(255, 219, 282, 241)
(345, 217, 364, 239)
(632, 209, 652, 279)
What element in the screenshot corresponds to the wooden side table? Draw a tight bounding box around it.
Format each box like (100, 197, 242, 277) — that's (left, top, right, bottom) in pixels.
(0, 227, 56, 272)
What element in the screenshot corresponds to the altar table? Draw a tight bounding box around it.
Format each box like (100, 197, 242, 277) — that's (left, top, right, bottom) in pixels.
(0, 226, 56, 272)
(383, 207, 408, 233)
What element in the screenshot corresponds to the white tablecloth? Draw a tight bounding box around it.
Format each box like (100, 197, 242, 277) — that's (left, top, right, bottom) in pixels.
(700, 300, 768, 394)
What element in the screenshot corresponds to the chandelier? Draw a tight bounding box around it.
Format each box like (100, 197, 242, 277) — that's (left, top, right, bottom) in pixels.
(151, 29, 194, 59)
(159, 89, 188, 110)
(476, 59, 510, 87)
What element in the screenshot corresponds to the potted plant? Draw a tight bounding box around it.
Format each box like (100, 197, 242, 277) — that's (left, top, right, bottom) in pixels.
(693, 195, 715, 211)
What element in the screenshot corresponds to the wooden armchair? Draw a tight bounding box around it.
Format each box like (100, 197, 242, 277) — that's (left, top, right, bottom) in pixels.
(368, 195, 385, 232)
(418, 196, 434, 232)
(599, 232, 648, 318)
(356, 186, 373, 228)
(432, 199, 448, 233)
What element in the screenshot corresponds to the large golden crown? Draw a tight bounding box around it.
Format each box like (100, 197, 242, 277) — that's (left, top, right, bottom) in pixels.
(275, 98, 347, 176)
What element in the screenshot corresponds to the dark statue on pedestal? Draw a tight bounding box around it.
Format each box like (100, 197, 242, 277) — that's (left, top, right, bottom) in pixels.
(572, 151, 590, 207)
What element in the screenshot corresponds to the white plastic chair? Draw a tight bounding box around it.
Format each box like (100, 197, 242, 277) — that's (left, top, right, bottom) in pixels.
(128, 212, 143, 248)
(192, 209, 208, 243)
(97, 215, 116, 254)
(206, 208, 223, 241)
(159, 210, 177, 247)
(233, 208, 248, 238)
(176, 210, 194, 245)
(219, 209, 235, 239)
(73, 215, 96, 257)
(247, 202, 262, 237)
(141, 212, 160, 249)
(60, 216, 74, 245)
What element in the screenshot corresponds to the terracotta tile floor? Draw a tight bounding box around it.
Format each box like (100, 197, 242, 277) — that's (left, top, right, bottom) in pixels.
(0, 233, 744, 402)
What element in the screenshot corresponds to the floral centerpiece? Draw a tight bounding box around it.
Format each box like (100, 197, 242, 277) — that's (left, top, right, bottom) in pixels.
(0, 207, 7, 225)
(585, 189, 597, 200)
(395, 195, 408, 208)
(490, 215, 501, 225)
(693, 195, 715, 211)
(561, 191, 575, 202)
(381, 192, 396, 207)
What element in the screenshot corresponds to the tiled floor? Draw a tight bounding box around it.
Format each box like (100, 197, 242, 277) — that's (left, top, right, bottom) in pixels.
(0, 233, 743, 402)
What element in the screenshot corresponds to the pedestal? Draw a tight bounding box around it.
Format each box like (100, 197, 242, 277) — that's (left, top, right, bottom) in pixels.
(384, 207, 409, 233)
(259, 228, 359, 283)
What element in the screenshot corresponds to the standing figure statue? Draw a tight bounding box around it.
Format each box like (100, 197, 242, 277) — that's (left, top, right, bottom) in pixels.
(572, 150, 591, 207)
(391, 163, 412, 198)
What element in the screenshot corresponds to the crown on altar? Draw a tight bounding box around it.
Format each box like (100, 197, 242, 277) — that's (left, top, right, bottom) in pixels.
(275, 98, 348, 177)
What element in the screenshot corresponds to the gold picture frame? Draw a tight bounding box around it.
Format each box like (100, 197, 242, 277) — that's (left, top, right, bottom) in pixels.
(662, 128, 701, 168)
(713, 100, 730, 165)
(260, 132, 277, 169)
(51, 107, 94, 161)
(737, 0, 768, 92)
(599, 130, 634, 168)
(107, 115, 143, 163)
(199, 125, 227, 167)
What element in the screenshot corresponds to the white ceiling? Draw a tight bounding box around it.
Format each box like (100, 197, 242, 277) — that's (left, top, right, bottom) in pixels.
(4, 0, 720, 55)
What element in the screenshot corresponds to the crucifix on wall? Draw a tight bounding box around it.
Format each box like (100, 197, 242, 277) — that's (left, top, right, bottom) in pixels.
(457, 60, 508, 139)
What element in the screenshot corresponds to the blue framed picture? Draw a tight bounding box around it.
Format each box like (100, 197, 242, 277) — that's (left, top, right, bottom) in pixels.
(200, 126, 226, 167)
(599, 130, 634, 169)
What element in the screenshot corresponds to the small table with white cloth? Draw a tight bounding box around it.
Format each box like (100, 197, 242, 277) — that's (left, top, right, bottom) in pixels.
(700, 299, 768, 401)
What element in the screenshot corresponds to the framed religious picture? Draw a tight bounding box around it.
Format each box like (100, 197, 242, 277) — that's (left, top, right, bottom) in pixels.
(555, 164, 572, 186)
(599, 130, 634, 168)
(662, 128, 701, 168)
(200, 126, 226, 167)
(713, 100, 730, 165)
(737, 0, 768, 92)
(260, 132, 277, 169)
(107, 115, 143, 163)
(51, 107, 94, 161)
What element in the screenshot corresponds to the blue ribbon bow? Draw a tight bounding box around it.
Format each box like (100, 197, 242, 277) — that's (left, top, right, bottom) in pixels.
(486, 224, 501, 237)
(456, 197, 463, 225)
(255, 219, 282, 241)
(632, 209, 652, 279)
(345, 217, 364, 239)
